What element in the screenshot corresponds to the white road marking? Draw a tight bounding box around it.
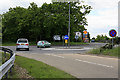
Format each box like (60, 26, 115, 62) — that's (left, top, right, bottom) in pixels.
(75, 59, 113, 68)
(78, 54, 118, 60)
(55, 49, 85, 50)
(45, 54, 64, 58)
(41, 48, 55, 50)
(45, 54, 114, 68)
(52, 55, 65, 58)
(41, 48, 88, 51)
(45, 54, 51, 55)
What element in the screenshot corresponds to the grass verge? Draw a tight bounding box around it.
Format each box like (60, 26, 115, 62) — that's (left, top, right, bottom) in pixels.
(87, 46, 119, 57)
(15, 55, 77, 79)
(1, 52, 18, 79)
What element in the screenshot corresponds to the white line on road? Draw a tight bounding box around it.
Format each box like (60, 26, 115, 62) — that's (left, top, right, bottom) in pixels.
(55, 49, 85, 50)
(41, 48, 89, 51)
(45, 54, 64, 58)
(52, 55, 65, 58)
(75, 59, 113, 68)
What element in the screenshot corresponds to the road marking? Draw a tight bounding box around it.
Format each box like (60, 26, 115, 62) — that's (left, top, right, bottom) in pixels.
(41, 48, 87, 51)
(55, 49, 85, 50)
(75, 59, 113, 68)
(78, 54, 118, 60)
(52, 55, 65, 58)
(45, 54, 64, 58)
(41, 48, 55, 50)
(45, 54, 51, 55)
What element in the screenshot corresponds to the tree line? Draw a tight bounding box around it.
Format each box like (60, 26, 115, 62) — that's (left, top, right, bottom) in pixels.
(1, 2, 92, 42)
(92, 35, 120, 44)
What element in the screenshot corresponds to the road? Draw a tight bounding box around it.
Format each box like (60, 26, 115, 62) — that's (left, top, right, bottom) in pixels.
(4, 43, 118, 78)
(5, 43, 106, 54)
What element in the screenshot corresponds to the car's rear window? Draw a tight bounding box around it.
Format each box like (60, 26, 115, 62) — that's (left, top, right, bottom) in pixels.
(18, 40, 28, 43)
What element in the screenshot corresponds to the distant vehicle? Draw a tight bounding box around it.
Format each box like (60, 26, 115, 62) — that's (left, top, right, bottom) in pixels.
(91, 39, 95, 42)
(37, 40, 51, 48)
(16, 38, 29, 51)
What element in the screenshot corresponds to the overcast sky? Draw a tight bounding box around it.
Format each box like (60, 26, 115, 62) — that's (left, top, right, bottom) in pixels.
(0, 0, 119, 38)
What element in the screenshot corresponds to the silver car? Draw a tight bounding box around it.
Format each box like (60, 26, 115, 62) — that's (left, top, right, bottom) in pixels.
(16, 38, 29, 51)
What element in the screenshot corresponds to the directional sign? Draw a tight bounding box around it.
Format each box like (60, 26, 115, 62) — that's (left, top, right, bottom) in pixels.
(83, 30, 87, 34)
(64, 35, 69, 40)
(109, 29, 117, 37)
(65, 40, 68, 43)
(75, 32, 81, 37)
(75, 35, 79, 40)
(53, 35, 61, 40)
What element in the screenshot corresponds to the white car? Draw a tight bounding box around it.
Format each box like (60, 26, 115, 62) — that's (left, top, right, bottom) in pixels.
(16, 38, 29, 51)
(37, 40, 51, 48)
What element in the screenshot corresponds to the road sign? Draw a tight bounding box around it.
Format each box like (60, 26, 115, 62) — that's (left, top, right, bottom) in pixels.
(83, 30, 87, 34)
(75, 35, 79, 40)
(109, 29, 117, 37)
(64, 35, 69, 40)
(65, 40, 68, 43)
(75, 32, 81, 37)
(53, 35, 61, 40)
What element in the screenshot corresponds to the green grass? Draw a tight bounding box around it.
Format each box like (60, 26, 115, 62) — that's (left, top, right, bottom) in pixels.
(0, 52, 2, 66)
(2, 41, 88, 46)
(7, 67, 18, 79)
(2, 42, 16, 46)
(0, 52, 18, 79)
(1, 52, 10, 65)
(2, 42, 36, 46)
(87, 46, 119, 57)
(15, 55, 77, 78)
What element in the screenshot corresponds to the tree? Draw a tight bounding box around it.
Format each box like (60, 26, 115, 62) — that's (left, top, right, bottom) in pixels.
(2, 1, 92, 42)
(95, 34, 109, 42)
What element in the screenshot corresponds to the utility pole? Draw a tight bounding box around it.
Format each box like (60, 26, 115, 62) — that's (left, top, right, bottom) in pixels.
(68, 2, 70, 48)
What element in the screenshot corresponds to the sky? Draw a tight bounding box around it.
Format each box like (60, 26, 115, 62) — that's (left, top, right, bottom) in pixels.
(0, 0, 119, 38)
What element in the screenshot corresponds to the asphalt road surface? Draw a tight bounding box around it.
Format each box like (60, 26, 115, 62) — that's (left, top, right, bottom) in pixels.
(5, 43, 106, 54)
(3, 43, 118, 78)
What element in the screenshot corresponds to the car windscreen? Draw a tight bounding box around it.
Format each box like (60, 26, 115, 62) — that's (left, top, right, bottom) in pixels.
(18, 40, 27, 43)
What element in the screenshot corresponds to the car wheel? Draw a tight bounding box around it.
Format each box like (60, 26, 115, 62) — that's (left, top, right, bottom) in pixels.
(16, 48, 19, 51)
(37, 46, 39, 48)
(27, 48, 29, 51)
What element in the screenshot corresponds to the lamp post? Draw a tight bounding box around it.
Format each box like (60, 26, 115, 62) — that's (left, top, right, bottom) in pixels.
(68, 2, 70, 47)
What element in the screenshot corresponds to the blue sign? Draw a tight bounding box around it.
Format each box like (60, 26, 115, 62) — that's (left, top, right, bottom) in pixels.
(109, 29, 117, 37)
(64, 35, 69, 40)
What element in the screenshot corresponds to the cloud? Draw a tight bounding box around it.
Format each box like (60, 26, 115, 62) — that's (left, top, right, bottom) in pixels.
(0, 0, 51, 14)
(0, 0, 119, 38)
(85, 0, 118, 9)
(84, 0, 119, 38)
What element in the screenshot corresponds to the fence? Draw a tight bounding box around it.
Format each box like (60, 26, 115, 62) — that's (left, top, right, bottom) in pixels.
(0, 47, 15, 79)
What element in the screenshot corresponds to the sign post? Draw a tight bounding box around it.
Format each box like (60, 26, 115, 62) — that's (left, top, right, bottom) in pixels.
(109, 29, 117, 48)
(52, 0, 79, 48)
(64, 35, 69, 48)
(75, 35, 79, 46)
(68, 2, 70, 48)
(62, 35, 65, 46)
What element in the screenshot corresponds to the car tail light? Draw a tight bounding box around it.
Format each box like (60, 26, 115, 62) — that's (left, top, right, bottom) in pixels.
(16, 44, 20, 45)
(26, 44, 29, 45)
(42, 42, 44, 44)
